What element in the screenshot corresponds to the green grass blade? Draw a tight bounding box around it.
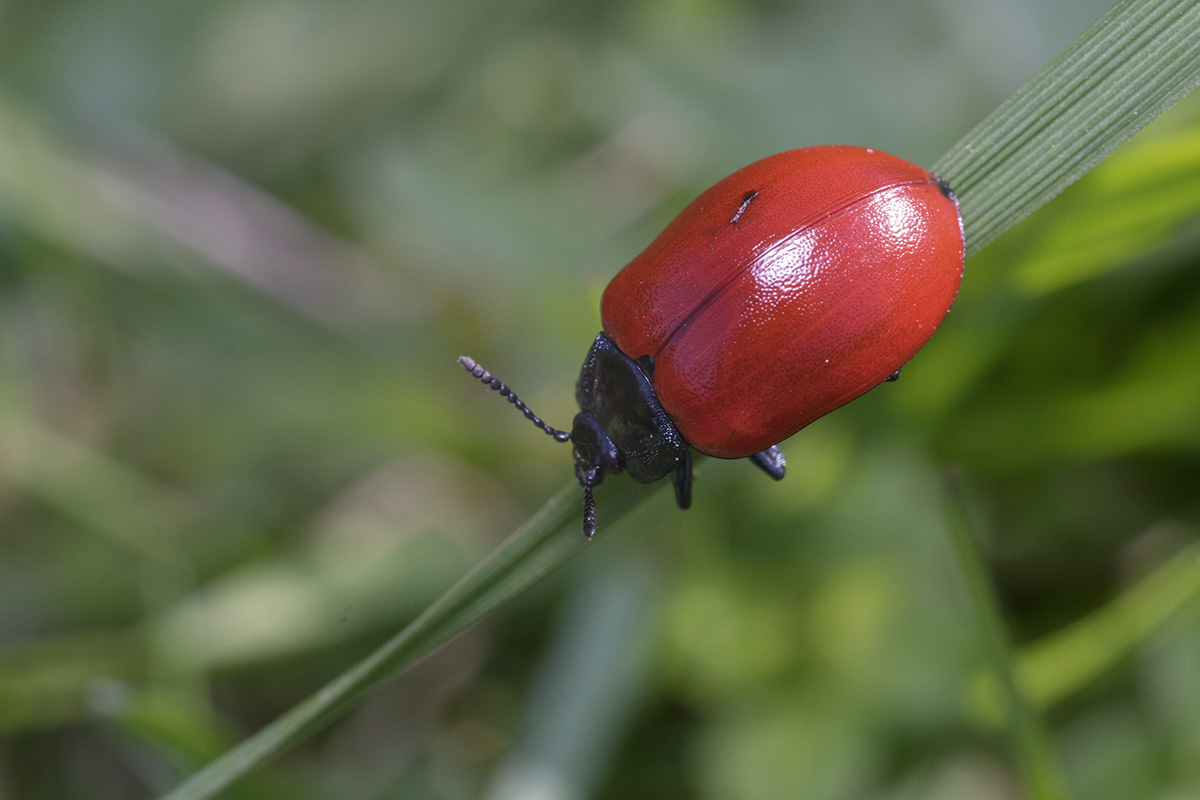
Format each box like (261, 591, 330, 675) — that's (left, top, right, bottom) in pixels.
(159, 478, 656, 800)
(1019, 534, 1200, 710)
(933, 0, 1200, 255)
(944, 476, 1070, 800)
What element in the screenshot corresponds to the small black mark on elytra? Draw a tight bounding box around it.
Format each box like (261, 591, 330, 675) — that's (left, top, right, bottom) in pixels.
(730, 190, 758, 224)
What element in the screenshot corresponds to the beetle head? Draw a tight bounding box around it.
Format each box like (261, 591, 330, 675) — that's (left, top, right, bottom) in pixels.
(459, 332, 688, 538)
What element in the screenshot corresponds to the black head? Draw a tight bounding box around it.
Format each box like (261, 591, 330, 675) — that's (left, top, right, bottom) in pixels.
(460, 332, 690, 538)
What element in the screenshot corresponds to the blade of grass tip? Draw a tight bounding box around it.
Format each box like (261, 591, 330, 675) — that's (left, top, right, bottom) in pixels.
(158, 477, 659, 800)
(933, 0, 1200, 256)
(942, 472, 1071, 800)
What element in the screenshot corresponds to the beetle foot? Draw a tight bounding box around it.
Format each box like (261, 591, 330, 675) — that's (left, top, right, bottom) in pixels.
(748, 446, 786, 480)
(671, 450, 693, 509)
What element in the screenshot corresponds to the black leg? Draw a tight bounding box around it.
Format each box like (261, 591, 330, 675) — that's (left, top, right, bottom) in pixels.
(671, 450, 693, 509)
(884, 368, 901, 382)
(748, 445, 786, 480)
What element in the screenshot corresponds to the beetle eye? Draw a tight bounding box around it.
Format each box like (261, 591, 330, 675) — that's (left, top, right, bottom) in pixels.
(570, 412, 621, 475)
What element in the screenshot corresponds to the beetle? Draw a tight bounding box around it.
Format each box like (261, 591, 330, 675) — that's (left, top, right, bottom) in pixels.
(462, 145, 965, 538)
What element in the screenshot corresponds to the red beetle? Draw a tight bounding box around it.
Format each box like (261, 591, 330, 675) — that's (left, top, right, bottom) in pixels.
(462, 145, 964, 538)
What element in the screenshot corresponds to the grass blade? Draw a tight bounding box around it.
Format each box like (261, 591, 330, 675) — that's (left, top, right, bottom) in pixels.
(934, 0, 1200, 255)
(944, 475, 1071, 800)
(159, 478, 656, 800)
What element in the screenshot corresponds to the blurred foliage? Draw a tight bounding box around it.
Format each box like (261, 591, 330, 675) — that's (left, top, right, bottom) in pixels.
(1, 0, 1199, 799)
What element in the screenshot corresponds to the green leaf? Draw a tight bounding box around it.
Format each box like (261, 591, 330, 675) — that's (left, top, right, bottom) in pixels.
(1009, 123, 1200, 294)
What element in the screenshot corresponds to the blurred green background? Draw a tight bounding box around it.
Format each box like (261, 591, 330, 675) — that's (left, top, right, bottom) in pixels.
(2, 0, 1200, 798)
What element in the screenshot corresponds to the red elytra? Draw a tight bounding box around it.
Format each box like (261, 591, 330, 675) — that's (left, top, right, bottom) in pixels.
(601, 145, 965, 458)
(462, 145, 965, 538)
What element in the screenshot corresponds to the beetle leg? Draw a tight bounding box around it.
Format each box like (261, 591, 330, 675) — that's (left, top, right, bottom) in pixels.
(671, 450, 693, 509)
(748, 446, 786, 480)
(884, 368, 901, 382)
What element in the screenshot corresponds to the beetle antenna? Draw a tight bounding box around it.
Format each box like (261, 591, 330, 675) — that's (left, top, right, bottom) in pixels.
(578, 465, 599, 539)
(459, 356, 572, 442)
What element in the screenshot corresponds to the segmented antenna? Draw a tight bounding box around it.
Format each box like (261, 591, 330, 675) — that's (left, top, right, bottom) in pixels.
(459, 356, 572, 442)
(578, 465, 599, 539)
